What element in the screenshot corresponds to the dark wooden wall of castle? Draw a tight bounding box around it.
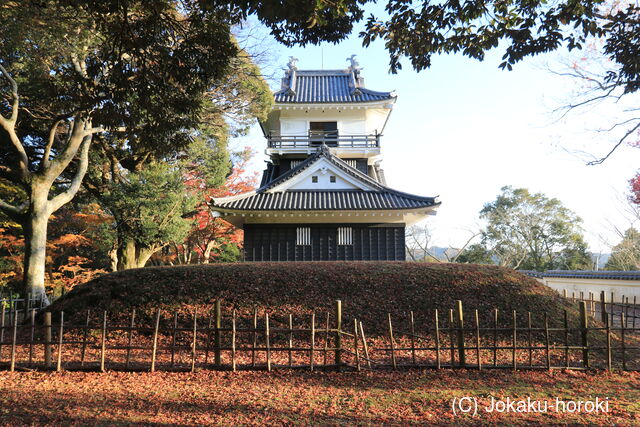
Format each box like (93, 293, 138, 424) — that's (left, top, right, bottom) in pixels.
(244, 223, 406, 261)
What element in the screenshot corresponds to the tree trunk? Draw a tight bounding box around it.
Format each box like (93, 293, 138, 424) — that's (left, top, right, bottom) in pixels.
(137, 246, 156, 268)
(203, 240, 216, 264)
(117, 238, 139, 270)
(22, 212, 49, 302)
(21, 182, 51, 302)
(116, 237, 160, 270)
(108, 243, 118, 272)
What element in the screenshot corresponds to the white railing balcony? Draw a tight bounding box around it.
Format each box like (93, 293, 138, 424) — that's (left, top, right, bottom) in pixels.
(267, 131, 380, 149)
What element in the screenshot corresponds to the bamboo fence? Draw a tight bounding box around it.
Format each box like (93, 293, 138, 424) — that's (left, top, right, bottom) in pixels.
(0, 298, 638, 373)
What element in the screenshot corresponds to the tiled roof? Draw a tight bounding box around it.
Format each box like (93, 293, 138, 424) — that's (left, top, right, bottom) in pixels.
(518, 270, 544, 279)
(274, 70, 394, 104)
(542, 270, 640, 280)
(213, 190, 436, 211)
(259, 145, 384, 191)
(210, 145, 438, 212)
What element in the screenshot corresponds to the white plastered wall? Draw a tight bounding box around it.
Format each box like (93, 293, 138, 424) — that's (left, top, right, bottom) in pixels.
(275, 108, 389, 135)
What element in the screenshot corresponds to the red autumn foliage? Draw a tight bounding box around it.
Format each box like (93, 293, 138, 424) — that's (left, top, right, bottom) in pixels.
(0, 370, 637, 424)
(0, 204, 110, 293)
(176, 147, 258, 264)
(630, 172, 640, 205)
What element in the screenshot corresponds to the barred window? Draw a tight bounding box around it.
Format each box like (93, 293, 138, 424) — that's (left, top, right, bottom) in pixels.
(337, 227, 353, 245)
(290, 160, 303, 169)
(296, 227, 311, 246)
(330, 175, 336, 183)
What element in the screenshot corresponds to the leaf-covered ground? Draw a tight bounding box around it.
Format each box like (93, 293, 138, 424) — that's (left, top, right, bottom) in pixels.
(47, 262, 577, 333)
(1, 370, 638, 425)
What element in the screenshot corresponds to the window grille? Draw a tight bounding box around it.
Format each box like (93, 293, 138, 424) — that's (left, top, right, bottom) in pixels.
(330, 175, 336, 183)
(337, 227, 353, 245)
(312, 176, 318, 183)
(290, 160, 303, 169)
(296, 227, 311, 246)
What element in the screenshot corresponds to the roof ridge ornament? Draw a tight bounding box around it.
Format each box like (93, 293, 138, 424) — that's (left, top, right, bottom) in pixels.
(347, 54, 361, 72)
(317, 143, 332, 155)
(287, 56, 298, 71)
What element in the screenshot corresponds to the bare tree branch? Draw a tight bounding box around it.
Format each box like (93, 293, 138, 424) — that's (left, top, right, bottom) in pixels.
(0, 62, 30, 180)
(0, 198, 26, 221)
(587, 121, 640, 165)
(42, 119, 64, 171)
(0, 61, 19, 123)
(47, 134, 92, 214)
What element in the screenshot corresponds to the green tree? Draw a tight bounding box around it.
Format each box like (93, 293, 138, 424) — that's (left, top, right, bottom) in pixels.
(605, 228, 640, 271)
(0, 1, 242, 297)
(479, 186, 591, 271)
(456, 244, 494, 265)
(99, 162, 199, 270)
(82, 46, 272, 270)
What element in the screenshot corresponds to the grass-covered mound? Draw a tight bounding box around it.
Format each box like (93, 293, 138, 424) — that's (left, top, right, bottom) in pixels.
(47, 262, 576, 334)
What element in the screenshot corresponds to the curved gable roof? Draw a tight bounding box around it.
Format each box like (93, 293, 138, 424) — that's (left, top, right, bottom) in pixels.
(210, 146, 439, 211)
(274, 69, 395, 104)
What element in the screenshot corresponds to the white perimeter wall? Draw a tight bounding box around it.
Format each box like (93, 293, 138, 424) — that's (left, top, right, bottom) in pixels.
(543, 277, 640, 300)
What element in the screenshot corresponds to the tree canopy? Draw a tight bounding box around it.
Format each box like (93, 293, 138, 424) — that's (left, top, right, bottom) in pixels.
(468, 186, 591, 271)
(605, 228, 640, 271)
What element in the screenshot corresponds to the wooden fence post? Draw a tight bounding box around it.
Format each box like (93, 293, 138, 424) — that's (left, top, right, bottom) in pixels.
(125, 309, 135, 369)
(170, 312, 178, 367)
(310, 312, 316, 371)
(388, 313, 397, 369)
(44, 312, 52, 369)
(579, 302, 589, 368)
(544, 313, 551, 370)
(251, 306, 258, 367)
(434, 309, 441, 370)
(29, 309, 35, 367)
(563, 310, 569, 368)
(600, 291, 607, 324)
(474, 309, 481, 370)
(56, 311, 64, 372)
(621, 312, 626, 371)
(150, 310, 160, 373)
(456, 300, 465, 367)
(288, 314, 293, 367)
(335, 299, 342, 370)
(323, 312, 330, 366)
(9, 294, 13, 327)
(448, 309, 455, 366)
(354, 318, 361, 371)
(1, 304, 6, 362)
(409, 311, 416, 365)
(359, 321, 371, 369)
(10, 310, 18, 372)
(214, 299, 221, 367)
(512, 310, 517, 371)
(493, 309, 498, 367)
(231, 310, 236, 372)
(605, 312, 612, 371)
(100, 311, 107, 372)
(191, 310, 197, 373)
(265, 313, 271, 372)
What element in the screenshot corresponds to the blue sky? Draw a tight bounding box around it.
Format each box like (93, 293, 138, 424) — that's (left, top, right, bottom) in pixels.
(232, 17, 640, 253)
